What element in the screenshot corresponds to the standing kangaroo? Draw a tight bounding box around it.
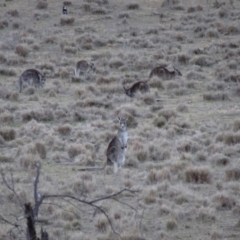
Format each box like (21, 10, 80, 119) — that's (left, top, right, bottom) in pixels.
(18, 69, 46, 93)
(149, 65, 182, 80)
(75, 60, 96, 77)
(123, 81, 150, 98)
(106, 117, 128, 173)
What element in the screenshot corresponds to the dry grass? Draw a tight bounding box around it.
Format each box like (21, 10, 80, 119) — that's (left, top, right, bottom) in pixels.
(1, 0, 240, 239)
(60, 16, 75, 26)
(36, 1, 48, 9)
(185, 167, 212, 183)
(15, 44, 29, 57)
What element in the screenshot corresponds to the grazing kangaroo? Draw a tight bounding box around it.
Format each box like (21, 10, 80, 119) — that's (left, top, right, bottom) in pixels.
(75, 60, 96, 77)
(123, 81, 150, 98)
(106, 117, 128, 173)
(149, 65, 182, 80)
(18, 69, 46, 93)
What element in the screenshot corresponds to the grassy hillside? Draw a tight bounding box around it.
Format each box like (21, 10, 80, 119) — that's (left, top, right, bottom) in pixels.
(1, 0, 240, 239)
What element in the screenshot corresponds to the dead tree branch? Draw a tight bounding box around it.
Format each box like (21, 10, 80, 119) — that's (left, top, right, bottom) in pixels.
(1, 163, 138, 239)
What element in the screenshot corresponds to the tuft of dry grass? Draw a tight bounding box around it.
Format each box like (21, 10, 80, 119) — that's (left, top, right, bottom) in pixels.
(233, 119, 240, 132)
(19, 154, 39, 169)
(0, 68, 16, 76)
(126, 3, 139, 10)
(109, 58, 124, 69)
(68, 144, 84, 158)
(35, 142, 47, 159)
(60, 16, 75, 26)
(57, 124, 72, 136)
(166, 218, 177, 231)
(7, 9, 19, 17)
(63, 1, 72, 5)
(185, 167, 212, 184)
(212, 193, 236, 210)
(203, 92, 230, 101)
(143, 188, 157, 204)
(95, 215, 109, 233)
(147, 168, 171, 184)
(153, 116, 166, 128)
(0, 128, 16, 141)
(0, 155, 12, 163)
(225, 168, 240, 181)
(0, 19, 8, 29)
(15, 44, 29, 57)
(36, 1, 48, 9)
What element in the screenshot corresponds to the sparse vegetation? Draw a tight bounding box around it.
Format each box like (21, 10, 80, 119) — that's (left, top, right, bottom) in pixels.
(1, 0, 240, 239)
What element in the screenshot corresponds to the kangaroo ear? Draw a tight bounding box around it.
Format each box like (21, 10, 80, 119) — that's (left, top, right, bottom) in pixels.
(125, 117, 128, 122)
(117, 116, 121, 122)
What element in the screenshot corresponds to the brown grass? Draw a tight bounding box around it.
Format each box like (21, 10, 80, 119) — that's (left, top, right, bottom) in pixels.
(60, 16, 75, 26)
(7, 9, 19, 17)
(0, 128, 16, 141)
(185, 167, 212, 183)
(36, 1, 48, 9)
(15, 44, 29, 57)
(57, 124, 72, 135)
(1, 1, 240, 239)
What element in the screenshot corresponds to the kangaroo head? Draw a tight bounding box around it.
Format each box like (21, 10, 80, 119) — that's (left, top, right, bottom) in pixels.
(117, 116, 128, 130)
(123, 86, 134, 97)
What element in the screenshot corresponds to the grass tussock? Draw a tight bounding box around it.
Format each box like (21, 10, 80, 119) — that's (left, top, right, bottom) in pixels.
(0, 19, 8, 29)
(212, 193, 236, 210)
(147, 168, 171, 184)
(0, 155, 12, 163)
(126, 3, 139, 10)
(0, 68, 16, 76)
(0, 128, 16, 141)
(216, 132, 240, 145)
(153, 116, 166, 128)
(0, 113, 14, 124)
(203, 92, 230, 101)
(35, 142, 47, 159)
(60, 16, 75, 26)
(233, 119, 240, 132)
(7, 9, 19, 17)
(19, 154, 39, 169)
(15, 44, 29, 57)
(187, 5, 202, 13)
(57, 124, 72, 136)
(225, 168, 240, 181)
(185, 167, 212, 183)
(36, 1, 48, 9)
(68, 144, 84, 158)
(143, 188, 157, 204)
(166, 218, 178, 231)
(95, 215, 109, 233)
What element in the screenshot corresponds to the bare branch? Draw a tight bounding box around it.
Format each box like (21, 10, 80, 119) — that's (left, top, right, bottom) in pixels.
(89, 188, 137, 204)
(33, 163, 41, 217)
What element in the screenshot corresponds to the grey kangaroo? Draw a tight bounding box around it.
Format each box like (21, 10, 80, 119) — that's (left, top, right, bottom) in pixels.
(123, 81, 150, 98)
(19, 69, 46, 93)
(106, 117, 128, 173)
(75, 60, 96, 77)
(149, 65, 182, 80)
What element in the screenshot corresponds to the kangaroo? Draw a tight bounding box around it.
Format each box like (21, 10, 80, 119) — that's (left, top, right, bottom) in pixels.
(149, 65, 182, 80)
(123, 81, 150, 98)
(106, 117, 128, 173)
(18, 69, 46, 93)
(75, 60, 96, 77)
